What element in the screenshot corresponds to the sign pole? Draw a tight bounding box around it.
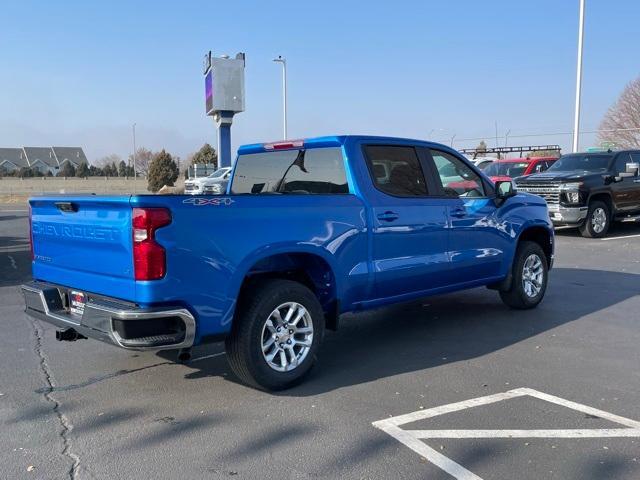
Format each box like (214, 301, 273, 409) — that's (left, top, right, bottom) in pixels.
(215, 111, 234, 168)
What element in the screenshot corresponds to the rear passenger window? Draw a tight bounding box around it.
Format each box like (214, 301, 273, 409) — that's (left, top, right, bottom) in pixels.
(364, 146, 428, 197)
(231, 147, 348, 194)
(430, 150, 486, 198)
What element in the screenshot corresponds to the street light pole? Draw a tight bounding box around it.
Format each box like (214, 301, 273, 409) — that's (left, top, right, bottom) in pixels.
(573, 0, 586, 153)
(273, 56, 287, 139)
(132, 123, 137, 191)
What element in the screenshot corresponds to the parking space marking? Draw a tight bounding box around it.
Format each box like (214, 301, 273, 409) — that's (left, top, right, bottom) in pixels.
(601, 234, 640, 241)
(373, 387, 640, 480)
(190, 351, 226, 363)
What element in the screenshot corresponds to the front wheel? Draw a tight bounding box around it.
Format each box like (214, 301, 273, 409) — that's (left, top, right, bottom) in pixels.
(579, 200, 610, 238)
(225, 279, 325, 391)
(499, 241, 548, 310)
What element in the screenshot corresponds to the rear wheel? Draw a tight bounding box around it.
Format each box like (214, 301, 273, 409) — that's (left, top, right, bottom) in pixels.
(499, 241, 548, 309)
(225, 279, 324, 391)
(579, 200, 610, 238)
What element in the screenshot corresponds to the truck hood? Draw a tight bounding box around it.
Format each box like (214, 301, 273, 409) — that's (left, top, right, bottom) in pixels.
(516, 170, 605, 183)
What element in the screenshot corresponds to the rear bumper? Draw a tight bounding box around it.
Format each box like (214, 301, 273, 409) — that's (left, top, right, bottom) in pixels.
(21, 281, 195, 351)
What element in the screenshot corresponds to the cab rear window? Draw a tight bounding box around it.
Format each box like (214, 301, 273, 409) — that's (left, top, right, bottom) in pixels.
(231, 147, 349, 194)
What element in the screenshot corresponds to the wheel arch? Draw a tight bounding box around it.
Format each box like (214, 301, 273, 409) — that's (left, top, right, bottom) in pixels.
(230, 246, 341, 331)
(516, 225, 554, 268)
(489, 223, 553, 292)
(587, 191, 613, 212)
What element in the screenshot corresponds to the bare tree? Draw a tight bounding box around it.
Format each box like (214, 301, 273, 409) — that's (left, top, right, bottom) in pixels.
(94, 154, 122, 168)
(598, 76, 640, 149)
(127, 147, 154, 178)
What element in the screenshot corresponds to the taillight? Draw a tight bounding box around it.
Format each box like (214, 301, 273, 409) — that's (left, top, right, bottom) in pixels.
(132, 208, 171, 280)
(28, 204, 34, 261)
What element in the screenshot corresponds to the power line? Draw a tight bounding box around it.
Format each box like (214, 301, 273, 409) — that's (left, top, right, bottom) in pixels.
(437, 127, 640, 145)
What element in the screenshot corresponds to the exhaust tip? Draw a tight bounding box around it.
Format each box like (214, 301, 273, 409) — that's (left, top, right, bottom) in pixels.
(177, 348, 192, 363)
(56, 329, 86, 342)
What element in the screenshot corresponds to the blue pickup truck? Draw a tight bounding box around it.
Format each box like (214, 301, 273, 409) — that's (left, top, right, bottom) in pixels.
(22, 135, 553, 390)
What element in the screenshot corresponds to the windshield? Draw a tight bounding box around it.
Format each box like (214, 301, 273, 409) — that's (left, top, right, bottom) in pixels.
(547, 154, 612, 172)
(231, 147, 348, 194)
(208, 168, 229, 178)
(483, 161, 529, 177)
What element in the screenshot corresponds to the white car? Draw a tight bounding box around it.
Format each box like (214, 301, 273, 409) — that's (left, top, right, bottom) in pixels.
(184, 167, 232, 195)
(471, 157, 495, 170)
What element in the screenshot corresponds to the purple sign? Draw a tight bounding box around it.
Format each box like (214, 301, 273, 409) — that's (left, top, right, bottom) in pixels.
(205, 70, 214, 114)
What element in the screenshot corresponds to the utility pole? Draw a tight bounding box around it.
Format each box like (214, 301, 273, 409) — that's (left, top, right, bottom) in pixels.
(132, 123, 137, 192)
(572, 0, 586, 153)
(273, 56, 288, 139)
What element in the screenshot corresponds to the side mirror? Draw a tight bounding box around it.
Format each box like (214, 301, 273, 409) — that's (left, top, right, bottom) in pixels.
(616, 162, 639, 181)
(496, 180, 516, 197)
(495, 180, 516, 205)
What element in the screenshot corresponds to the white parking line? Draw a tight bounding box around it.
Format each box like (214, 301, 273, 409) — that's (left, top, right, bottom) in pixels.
(601, 234, 640, 241)
(373, 387, 640, 480)
(190, 351, 226, 363)
(412, 428, 640, 439)
(0, 244, 30, 253)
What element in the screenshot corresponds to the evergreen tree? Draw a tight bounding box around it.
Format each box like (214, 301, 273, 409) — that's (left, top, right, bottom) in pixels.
(192, 143, 218, 168)
(118, 160, 128, 177)
(147, 149, 179, 192)
(76, 163, 90, 178)
(60, 162, 76, 177)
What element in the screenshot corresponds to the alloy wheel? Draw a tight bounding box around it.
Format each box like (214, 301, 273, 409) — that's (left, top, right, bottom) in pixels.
(261, 302, 314, 372)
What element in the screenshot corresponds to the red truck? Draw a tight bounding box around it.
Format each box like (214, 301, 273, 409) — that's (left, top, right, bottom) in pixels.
(483, 157, 558, 182)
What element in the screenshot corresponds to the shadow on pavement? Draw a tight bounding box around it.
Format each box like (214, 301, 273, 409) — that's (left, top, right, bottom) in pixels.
(171, 267, 640, 395)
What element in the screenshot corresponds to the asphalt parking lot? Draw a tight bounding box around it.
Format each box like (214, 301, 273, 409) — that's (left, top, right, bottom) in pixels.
(1, 206, 640, 480)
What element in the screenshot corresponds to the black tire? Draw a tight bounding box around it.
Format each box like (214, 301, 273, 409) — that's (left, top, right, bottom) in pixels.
(225, 279, 325, 391)
(579, 200, 610, 238)
(499, 241, 548, 310)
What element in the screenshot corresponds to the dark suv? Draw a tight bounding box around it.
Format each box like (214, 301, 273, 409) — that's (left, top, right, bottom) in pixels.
(516, 150, 640, 238)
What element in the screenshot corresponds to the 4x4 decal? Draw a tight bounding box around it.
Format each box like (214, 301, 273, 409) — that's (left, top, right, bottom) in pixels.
(182, 197, 235, 206)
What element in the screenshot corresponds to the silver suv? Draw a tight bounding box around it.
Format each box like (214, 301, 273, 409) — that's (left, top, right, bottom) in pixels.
(184, 167, 232, 195)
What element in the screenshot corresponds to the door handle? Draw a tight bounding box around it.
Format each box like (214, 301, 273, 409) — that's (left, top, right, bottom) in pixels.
(377, 211, 399, 222)
(450, 208, 466, 218)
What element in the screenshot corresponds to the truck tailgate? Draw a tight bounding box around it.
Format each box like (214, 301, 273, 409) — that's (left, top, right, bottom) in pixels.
(30, 196, 136, 300)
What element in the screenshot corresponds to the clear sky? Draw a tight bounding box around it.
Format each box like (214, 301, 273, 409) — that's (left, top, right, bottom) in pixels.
(1, 0, 639, 162)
